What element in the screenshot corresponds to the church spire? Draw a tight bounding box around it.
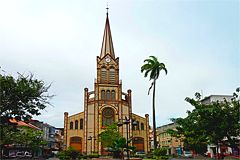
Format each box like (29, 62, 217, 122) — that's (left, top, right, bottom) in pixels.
(100, 11, 115, 59)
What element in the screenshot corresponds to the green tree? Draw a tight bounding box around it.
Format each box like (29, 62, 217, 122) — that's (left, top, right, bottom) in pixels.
(2, 126, 47, 156)
(169, 89, 240, 155)
(0, 72, 52, 158)
(98, 123, 122, 148)
(0, 73, 53, 124)
(16, 126, 47, 150)
(141, 56, 167, 149)
(98, 123, 127, 158)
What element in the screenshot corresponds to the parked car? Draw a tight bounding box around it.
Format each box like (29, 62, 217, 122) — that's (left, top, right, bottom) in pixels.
(135, 151, 145, 157)
(16, 151, 25, 158)
(183, 151, 193, 158)
(8, 152, 17, 158)
(25, 151, 32, 158)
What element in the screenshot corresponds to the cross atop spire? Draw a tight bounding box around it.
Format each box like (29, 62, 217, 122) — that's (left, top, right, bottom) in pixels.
(106, 2, 109, 15)
(100, 9, 115, 59)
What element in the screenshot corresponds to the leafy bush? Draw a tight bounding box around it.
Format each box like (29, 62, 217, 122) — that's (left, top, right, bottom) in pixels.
(56, 147, 81, 160)
(158, 155, 169, 159)
(146, 152, 154, 159)
(153, 148, 169, 159)
(153, 148, 167, 157)
(135, 154, 145, 158)
(87, 153, 100, 158)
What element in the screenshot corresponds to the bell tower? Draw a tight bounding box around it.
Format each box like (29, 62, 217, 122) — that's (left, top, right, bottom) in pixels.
(95, 12, 120, 102)
(96, 13, 119, 85)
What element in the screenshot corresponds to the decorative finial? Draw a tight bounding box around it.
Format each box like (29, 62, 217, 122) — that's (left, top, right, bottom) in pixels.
(106, 2, 109, 15)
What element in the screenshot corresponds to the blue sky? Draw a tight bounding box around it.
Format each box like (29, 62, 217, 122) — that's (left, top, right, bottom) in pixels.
(0, 0, 239, 128)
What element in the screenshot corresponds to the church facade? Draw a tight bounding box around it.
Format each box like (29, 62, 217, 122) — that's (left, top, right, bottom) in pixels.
(63, 13, 150, 155)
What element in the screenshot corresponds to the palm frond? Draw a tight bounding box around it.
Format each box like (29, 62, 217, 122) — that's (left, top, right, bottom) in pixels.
(149, 56, 158, 62)
(144, 58, 155, 65)
(144, 69, 151, 78)
(141, 64, 151, 72)
(163, 68, 168, 75)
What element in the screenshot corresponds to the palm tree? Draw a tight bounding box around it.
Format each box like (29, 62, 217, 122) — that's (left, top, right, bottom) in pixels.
(141, 56, 167, 149)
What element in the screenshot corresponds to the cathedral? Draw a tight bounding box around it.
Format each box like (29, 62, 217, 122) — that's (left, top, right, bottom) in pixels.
(63, 12, 150, 155)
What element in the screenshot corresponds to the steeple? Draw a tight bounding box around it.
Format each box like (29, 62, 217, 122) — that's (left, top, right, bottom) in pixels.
(100, 12, 115, 59)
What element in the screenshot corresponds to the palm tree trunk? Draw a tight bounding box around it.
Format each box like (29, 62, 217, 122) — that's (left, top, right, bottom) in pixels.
(153, 79, 157, 149)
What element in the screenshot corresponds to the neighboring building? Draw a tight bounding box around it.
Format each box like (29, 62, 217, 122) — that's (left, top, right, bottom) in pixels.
(157, 123, 183, 155)
(201, 95, 233, 105)
(54, 128, 64, 151)
(63, 13, 150, 155)
(149, 128, 154, 151)
(3, 119, 41, 158)
(29, 120, 64, 156)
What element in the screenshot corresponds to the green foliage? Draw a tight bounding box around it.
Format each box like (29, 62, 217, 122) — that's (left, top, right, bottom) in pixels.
(87, 153, 100, 158)
(1, 126, 47, 150)
(141, 56, 167, 81)
(0, 73, 53, 124)
(153, 148, 169, 159)
(98, 123, 129, 158)
(0, 72, 52, 157)
(170, 89, 240, 154)
(153, 148, 167, 157)
(146, 152, 154, 159)
(56, 147, 81, 160)
(98, 123, 123, 149)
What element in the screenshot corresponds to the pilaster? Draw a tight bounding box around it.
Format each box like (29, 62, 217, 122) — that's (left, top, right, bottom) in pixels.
(83, 88, 88, 154)
(63, 112, 68, 150)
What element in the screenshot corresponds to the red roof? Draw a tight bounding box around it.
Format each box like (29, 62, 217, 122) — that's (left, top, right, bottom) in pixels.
(9, 118, 40, 130)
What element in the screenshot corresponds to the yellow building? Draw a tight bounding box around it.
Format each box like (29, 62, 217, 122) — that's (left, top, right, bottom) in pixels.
(157, 123, 183, 155)
(63, 13, 150, 155)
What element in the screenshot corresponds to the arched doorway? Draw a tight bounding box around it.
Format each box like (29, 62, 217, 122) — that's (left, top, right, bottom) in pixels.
(70, 136, 82, 153)
(132, 137, 144, 152)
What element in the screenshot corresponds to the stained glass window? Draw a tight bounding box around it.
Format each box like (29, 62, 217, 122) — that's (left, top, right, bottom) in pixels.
(102, 107, 114, 127)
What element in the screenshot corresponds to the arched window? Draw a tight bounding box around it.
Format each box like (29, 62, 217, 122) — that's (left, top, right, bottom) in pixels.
(132, 120, 136, 131)
(70, 122, 73, 130)
(111, 90, 115, 100)
(75, 120, 78, 129)
(141, 123, 144, 130)
(101, 90, 105, 100)
(109, 67, 115, 83)
(136, 121, 139, 130)
(80, 119, 83, 129)
(101, 67, 107, 82)
(102, 107, 114, 127)
(106, 90, 110, 100)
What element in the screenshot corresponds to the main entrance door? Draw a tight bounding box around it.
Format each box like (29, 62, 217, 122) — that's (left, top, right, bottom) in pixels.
(132, 137, 144, 152)
(70, 136, 82, 153)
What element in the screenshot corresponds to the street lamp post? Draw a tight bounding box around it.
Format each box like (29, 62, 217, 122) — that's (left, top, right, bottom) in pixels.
(118, 116, 137, 160)
(123, 117, 130, 160)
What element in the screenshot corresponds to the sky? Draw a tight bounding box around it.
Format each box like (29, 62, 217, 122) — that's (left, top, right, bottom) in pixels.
(0, 0, 239, 128)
